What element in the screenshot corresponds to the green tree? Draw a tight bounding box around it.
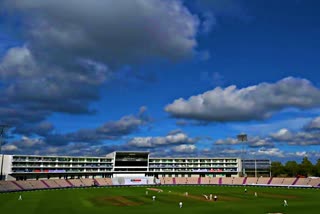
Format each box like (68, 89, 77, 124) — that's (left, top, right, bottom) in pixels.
(298, 157, 314, 177)
(285, 161, 299, 177)
(271, 161, 285, 177)
(313, 159, 320, 177)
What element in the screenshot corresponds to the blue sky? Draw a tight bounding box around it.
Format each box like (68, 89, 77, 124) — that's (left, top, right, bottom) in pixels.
(0, 0, 320, 162)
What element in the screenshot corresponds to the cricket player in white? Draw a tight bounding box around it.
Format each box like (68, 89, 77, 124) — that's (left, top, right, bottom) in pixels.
(254, 192, 257, 197)
(214, 195, 217, 201)
(185, 192, 188, 197)
(146, 190, 148, 195)
(152, 196, 156, 201)
(18, 195, 22, 200)
(284, 200, 288, 206)
(209, 194, 212, 200)
(179, 201, 183, 208)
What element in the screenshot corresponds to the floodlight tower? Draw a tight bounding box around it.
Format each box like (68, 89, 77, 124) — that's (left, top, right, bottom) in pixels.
(237, 133, 247, 177)
(0, 124, 9, 181)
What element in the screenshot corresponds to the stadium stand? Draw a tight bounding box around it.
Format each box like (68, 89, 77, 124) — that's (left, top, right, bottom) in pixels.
(233, 177, 244, 185)
(200, 177, 210, 184)
(1, 177, 320, 193)
(55, 179, 72, 187)
(210, 177, 220, 185)
(222, 177, 233, 185)
(160, 177, 173, 185)
(94, 178, 113, 186)
(175, 177, 187, 184)
(245, 177, 258, 185)
(80, 178, 94, 187)
(282, 178, 296, 185)
(270, 177, 284, 185)
(68, 179, 85, 187)
(43, 180, 60, 188)
(295, 178, 311, 186)
(256, 177, 270, 185)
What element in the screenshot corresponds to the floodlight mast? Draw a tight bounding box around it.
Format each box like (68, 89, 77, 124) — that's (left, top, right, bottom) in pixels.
(237, 133, 247, 177)
(0, 124, 9, 181)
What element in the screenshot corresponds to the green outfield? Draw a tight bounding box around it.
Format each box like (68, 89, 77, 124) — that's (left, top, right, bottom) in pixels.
(0, 186, 319, 214)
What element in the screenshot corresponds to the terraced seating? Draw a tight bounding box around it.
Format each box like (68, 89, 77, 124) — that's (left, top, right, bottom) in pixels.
(256, 177, 270, 185)
(186, 177, 198, 184)
(232, 177, 244, 185)
(222, 177, 233, 185)
(282, 178, 296, 185)
(295, 178, 311, 186)
(55, 179, 72, 187)
(200, 177, 210, 184)
(15, 181, 34, 189)
(209, 177, 220, 185)
(80, 178, 94, 186)
(68, 179, 85, 187)
(160, 177, 173, 184)
(270, 177, 284, 185)
(28, 180, 47, 189)
(246, 177, 258, 185)
(308, 178, 320, 187)
(0, 181, 21, 191)
(175, 177, 187, 184)
(43, 180, 60, 188)
(94, 178, 112, 186)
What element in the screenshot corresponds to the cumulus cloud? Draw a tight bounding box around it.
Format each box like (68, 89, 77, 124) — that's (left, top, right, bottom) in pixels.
(215, 136, 274, 148)
(2, 0, 199, 65)
(0, 0, 201, 135)
(165, 77, 320, 122)
(127, 130, 196, 148)
(44, 107, 151, 146)
(304, 116, 320, 131)
(171, 144, 197, 153)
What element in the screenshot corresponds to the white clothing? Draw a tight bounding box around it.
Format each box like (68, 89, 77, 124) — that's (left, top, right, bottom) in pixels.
(179, 202, 183, 208)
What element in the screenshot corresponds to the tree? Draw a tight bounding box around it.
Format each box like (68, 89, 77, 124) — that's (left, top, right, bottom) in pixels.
(298, 157, 314, 177)
(314, 159, 320, 177)
(271, 161, 285, 177)
(285, 161, 299, 177)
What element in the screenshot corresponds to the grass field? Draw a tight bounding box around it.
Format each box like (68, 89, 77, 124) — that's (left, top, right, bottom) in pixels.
(0, 185, 319, 214)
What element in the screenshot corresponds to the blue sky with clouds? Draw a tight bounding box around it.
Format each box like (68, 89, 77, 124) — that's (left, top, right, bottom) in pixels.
(0, 0, 320, 162)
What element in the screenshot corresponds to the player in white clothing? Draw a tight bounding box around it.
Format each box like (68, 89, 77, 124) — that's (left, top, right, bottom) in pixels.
(18, 195, 22, 200)
(152, 195, 156, 201)
(179, 201, 183, 208)
(283, 200, 288, 207)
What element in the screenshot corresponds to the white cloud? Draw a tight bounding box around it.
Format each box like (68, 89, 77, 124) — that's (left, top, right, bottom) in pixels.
(171, 144, 197, 153)
(165, 77, 320, 122)
(128, 130, 196, 148)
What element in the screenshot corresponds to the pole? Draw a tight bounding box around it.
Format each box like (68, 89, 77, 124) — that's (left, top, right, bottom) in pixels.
(255, 159, 257, 177)
(0, 125, 8, 181)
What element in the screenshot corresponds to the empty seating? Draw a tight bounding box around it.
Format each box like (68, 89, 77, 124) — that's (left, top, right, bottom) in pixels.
(246, 177, 258, 185)
(68, 179, 85, 187)
(233, 177, 244, 185)
(295, 178, 310, 186)
(55, 179, 72, 187)
(222, 177, 233, 185)
(186, 177, 198, 184)
(270, 177, 284, 185)
(201, 177, 210, 184)
(43, 180, 60, 188)
(80, 178, 94, 186)
(160, 177, 173, 184)
(94, 178, 113, 186)
(175, 177, 187, 184)
(308, 178, 320, 187)
(256, 177, 270, 185)
(282, 178, 296, 185)
(209, 177, 220, 185)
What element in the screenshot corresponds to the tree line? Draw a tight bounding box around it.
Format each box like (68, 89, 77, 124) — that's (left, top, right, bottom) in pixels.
(271, 157, 320, 177)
